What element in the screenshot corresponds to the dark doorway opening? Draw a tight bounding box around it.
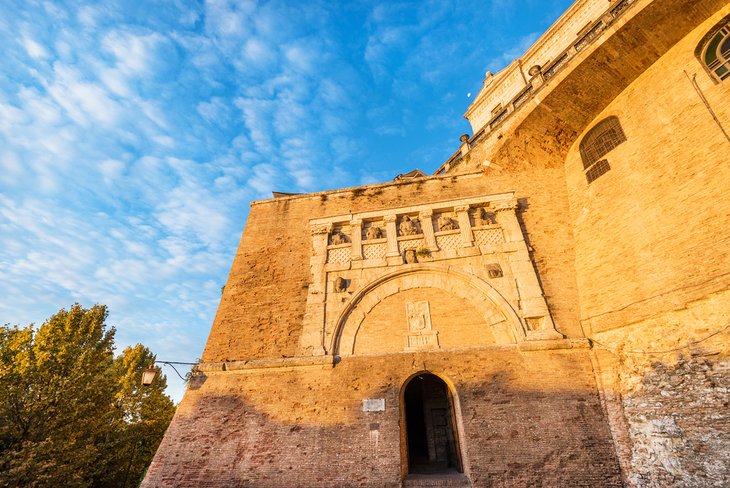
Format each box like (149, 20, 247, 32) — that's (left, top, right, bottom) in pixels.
(403, 374, 462, 474)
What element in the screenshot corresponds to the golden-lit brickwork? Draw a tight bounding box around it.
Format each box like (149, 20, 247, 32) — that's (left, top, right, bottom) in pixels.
(143, 1, 730, 486)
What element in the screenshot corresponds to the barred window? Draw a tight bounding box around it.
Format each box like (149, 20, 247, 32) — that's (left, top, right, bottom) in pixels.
(585, 159, 611, 184)
(699, 19, 730, 82)
(579, 116, 626, 184)
(580, 116, 626, 167)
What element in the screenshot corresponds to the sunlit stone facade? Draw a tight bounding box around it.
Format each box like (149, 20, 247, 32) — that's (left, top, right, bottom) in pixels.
(143, 1, 730, 486)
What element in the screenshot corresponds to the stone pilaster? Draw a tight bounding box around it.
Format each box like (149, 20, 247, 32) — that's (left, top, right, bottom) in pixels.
(384, 214, 399, 257)
(454, 205, 474, 247)
(297, 222, 333, 356)
(494, 200, 562, 340)
(419, 209, 437, 251)
(350, 218, 363, 261)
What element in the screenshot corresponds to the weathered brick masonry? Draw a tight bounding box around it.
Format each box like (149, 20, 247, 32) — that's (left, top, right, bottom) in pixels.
(144, 0, 730, 486)
(148, 351, 622, 487)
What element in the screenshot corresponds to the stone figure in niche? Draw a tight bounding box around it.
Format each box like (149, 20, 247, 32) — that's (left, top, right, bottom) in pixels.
(487, 264, 503, 278)
(330, 230, 348, 245)
(399, 216, 419, 236)
(437, 214, 457, 231)
(475, 208, 495, 226)
(334, 276, 348, 292)
(404, 249, 418, 264)
(366, 225, 383, 240)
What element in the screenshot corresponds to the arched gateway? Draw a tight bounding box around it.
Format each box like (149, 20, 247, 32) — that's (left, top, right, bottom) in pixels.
(401, 373, 464, 476)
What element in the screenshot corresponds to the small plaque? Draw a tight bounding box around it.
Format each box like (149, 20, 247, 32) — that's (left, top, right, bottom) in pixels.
(362, 399, 385, 412)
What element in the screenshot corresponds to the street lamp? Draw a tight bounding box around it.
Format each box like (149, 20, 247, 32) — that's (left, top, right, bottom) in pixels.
(141, 361, 198, 386)
(142, 364, 157, 386)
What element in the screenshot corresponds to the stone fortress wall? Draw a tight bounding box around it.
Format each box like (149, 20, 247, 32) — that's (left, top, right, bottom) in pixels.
(143, 0, 730, 486)
(144, 171, 623, 487)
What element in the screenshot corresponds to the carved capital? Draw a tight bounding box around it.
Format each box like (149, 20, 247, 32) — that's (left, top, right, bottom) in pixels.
(383, 214, 397, 224)
(311, 223, 333, 235)
(419, 209, 433, 218)
(492, 199, 519, 212)
(350, 218, 362, 227)
(454, 205, 470, 213)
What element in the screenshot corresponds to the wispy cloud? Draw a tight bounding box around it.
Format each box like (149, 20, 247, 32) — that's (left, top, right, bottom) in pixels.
(0, 0, 573, 401)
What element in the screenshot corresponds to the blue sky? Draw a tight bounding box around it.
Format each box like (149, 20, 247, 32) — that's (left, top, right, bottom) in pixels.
(0, 0, 572, 401)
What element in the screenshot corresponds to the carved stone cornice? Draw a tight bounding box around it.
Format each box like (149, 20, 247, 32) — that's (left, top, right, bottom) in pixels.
(492, 199, 519, 212)
(311, 223, 333, 235)
(383, 214, 397, 224)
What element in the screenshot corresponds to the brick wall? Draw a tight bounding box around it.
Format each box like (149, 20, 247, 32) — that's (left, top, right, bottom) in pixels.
(143, 349, 621, 487)
(145, 3, 730, 487)
(564, 5, 730, 335)
(202, 164, 582, 363)
(591, 287, 730, 487)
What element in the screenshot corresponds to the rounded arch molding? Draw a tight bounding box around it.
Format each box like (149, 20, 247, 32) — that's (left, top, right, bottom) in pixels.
(330, 265, 525, 356)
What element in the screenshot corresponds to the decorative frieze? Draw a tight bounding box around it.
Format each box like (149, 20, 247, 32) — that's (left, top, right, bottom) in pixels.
(315, 194, 516, 267)
(299, 191, 564, 355)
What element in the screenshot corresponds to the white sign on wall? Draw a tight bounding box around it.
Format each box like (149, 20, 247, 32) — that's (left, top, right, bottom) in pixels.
(362, 398, 385, 412)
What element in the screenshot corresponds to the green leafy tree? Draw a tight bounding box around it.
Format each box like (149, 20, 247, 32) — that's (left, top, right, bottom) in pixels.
(0, 304, 176, 488)
(95, 345, 175, 488)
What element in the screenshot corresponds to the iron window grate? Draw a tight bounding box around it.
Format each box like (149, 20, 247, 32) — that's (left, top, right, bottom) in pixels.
(585, 159, 611, 183)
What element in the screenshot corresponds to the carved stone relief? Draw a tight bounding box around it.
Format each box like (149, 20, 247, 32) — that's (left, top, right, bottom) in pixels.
(334, 276, 348, 293)
(399, 216, 420, 236)
(437, 214, 458, 231)
(474, 207, 496, 226)
(365, 225, 383, 240)
(405, 300, 439, 350)
(330, 230, 349, 245)
(525, 317, 543, 330)
(303, 192, 566, 356)
(487, 263, 503, 278)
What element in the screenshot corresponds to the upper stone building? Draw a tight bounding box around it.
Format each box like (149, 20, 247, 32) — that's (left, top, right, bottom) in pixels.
(143, 0, 730, 486)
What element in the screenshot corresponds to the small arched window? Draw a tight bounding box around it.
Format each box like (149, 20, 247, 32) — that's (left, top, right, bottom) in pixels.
(699, 18, 730, 82)
(579, 116, 626, 183)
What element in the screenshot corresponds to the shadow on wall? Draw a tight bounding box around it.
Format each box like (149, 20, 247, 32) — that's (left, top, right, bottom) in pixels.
(144, 350, 627, 488)
(187, 372, 207, 390)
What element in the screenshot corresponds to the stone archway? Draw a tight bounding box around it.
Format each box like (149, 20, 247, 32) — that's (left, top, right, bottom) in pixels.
(330, 266, 525, 356)
(403, 373, 463, 474)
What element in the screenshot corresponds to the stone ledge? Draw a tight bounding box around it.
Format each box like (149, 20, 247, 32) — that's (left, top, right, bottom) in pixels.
(518, 338, 590, 351)
(200, 339, 593, 374)
(197, 355, 334, 373)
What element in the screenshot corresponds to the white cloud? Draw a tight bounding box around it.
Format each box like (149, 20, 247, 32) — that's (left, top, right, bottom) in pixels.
(102, 30, 168, 77)
(46, 62, 122, 126)
(204, 0, 256, 39)
(197, 97, 230, 125)
(247, 163, 279, 195)
(22, 36, 50, 59)
(0, 150, 24, 185)
(99, 158, 126, 184)
(77, 5, 103, 27)
(283, 43, 315, 73)
(243, 38, 275, 66)
(98, 67, 132, 97)
(235, 97, 276, 154)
